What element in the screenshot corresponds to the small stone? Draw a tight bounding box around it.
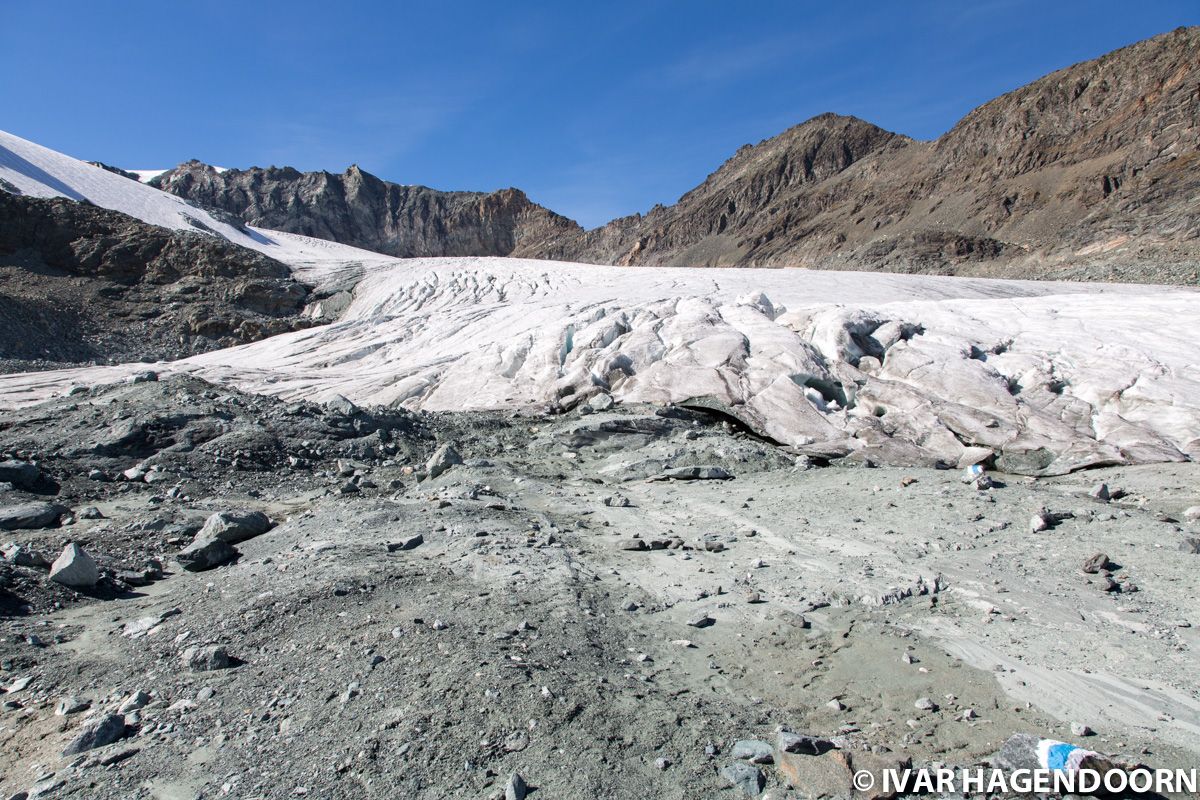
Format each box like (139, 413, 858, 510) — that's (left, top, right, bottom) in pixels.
(1070, 722, 1094, 737)
(504, 771, 527, 800)
(1089, 483, 1111, 502)
(1081, 552, 1110, 574)
(825, 698, 846, 712)
(0, 460, 40, 490)
(118, 691, 150, 714)
(386, 534, 424, 552)
(720, 762, 765, 796)
(654, 757, 671, 770)
(731, 739, 774, 764)
(586, 393, 615, 412)
(687, 613, 714, 629)
(55, 696, 90, 716)
(914, 697, 938, 711)
(777, 731, 833, 755)
(2, 544, 50, 569)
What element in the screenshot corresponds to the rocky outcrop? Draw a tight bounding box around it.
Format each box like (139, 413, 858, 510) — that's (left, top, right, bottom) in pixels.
(150, 163, 581, 259)
(0, 193, 315, 370)
(532, 114, 909, 267)
(540, 28, 1200, 281)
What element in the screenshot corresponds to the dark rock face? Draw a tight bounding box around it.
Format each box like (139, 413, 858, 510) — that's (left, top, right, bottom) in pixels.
(0, 193, 315, 370)
(151, 163, 581, 259)
(538, 28, 1200, 281)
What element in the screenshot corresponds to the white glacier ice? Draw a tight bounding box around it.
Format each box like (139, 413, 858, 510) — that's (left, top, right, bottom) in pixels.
(1, 129, 1197, 474)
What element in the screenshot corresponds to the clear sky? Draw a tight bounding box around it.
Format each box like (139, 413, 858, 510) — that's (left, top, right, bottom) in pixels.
(3, 1, 1196, 227)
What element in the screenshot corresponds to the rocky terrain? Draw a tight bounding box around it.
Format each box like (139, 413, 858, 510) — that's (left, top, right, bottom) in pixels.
(0, 193, 316, 373)
(0, 374, 1197, 799)
(2, 26, 1199, 800)
(149, 162, 581, 260)
(146, 28, 1200, 282)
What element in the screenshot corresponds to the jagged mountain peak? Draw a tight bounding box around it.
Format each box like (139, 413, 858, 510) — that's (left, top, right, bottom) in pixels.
(151, 161, 581, 259)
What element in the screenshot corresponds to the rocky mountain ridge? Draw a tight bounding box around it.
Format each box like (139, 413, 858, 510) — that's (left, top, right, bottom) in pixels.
(150, 162, 581, 259)
(147, 27, 1200, 282)
(536, 26, 1200, 280)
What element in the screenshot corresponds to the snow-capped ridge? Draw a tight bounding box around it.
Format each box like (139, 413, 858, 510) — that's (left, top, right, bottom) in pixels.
(0, 128, 393, 281)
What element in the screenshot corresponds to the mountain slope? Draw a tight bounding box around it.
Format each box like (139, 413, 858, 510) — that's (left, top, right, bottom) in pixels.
(0, 193, 314, 370)
(150, 162, 581, 259)
(0, 129, 392, 284)
(536, 27, 1200, 280)
(533, 114, 910, 267)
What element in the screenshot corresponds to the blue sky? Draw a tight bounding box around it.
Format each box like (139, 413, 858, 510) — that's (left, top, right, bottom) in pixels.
(3, 1, 1195, 227)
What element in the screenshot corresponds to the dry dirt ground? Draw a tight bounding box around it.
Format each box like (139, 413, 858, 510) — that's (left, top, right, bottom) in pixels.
(0, 377, 1197, 799)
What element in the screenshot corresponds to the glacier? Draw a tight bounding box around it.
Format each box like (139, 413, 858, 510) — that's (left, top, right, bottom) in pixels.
(1, 128, 1197, 475)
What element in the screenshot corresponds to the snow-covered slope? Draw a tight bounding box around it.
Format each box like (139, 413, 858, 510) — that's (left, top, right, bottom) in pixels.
(0, 129, 392, 282)
(1, 257, 1196, 474)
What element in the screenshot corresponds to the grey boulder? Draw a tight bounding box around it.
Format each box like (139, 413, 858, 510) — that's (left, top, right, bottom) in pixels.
(197, 510, 273, 544)
(182, 644, 233, 671)
(649, 466, 733, 481)
(426, 443, 463, 479)
(176, 537, 238, 571)
(62, 712, 125, 755)
(0, 460, 40, 490)
(0, 502, 69, 531)
(49, 543, 99, 588)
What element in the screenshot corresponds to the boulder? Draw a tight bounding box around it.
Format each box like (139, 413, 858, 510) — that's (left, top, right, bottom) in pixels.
(426, 443, 463, 479)
(197, 510, 273, 544)
(176, 537, 237, 571)
(649, 466, 734, 481)
(2, 543, 50, 569)
(0, 460, 40, 490)
(0, 502, 69, 531)
(49, 543, 99, 588)
(61, 713, 125, 755)
(586, 393, 615, 412)
(182, 644, 232, 671)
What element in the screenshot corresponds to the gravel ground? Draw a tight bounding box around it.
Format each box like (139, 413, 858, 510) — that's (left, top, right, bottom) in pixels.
(1, 376, 1197, 799)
